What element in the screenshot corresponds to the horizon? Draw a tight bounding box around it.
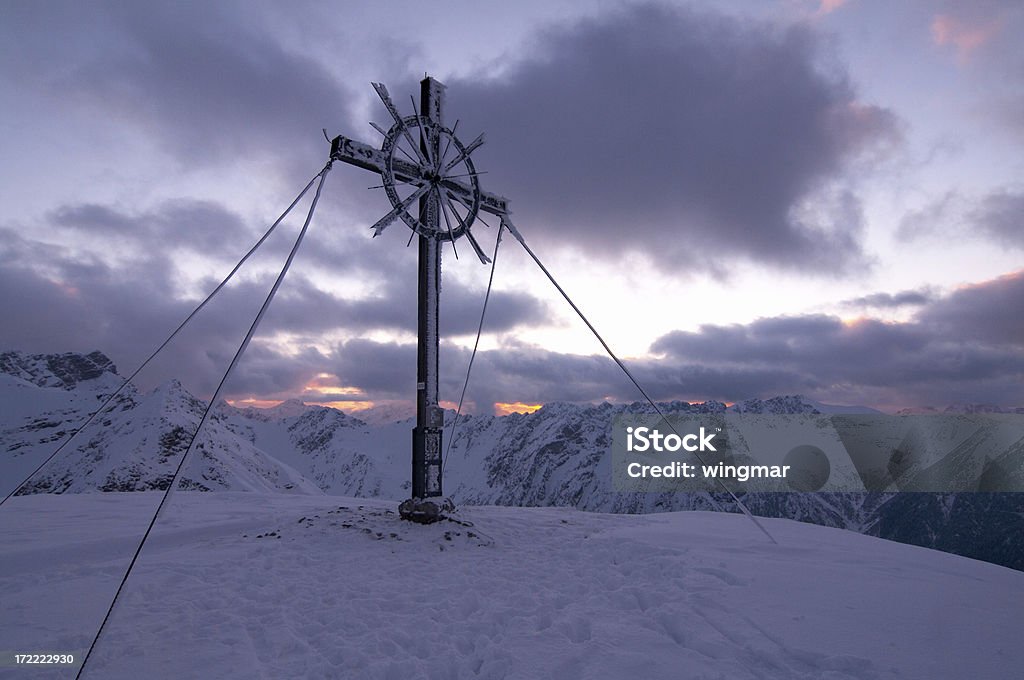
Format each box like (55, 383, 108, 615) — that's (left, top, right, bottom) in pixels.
(9, 346, 1024, 419)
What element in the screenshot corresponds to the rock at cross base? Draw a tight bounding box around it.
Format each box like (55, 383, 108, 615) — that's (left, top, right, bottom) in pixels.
(398, 496, 455, 524)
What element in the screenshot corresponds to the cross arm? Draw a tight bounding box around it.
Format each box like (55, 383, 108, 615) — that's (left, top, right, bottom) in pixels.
(330, 135, 511, 217)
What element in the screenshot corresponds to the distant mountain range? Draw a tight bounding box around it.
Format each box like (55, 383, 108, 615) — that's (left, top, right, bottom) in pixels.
(2, 350, 1022, 571)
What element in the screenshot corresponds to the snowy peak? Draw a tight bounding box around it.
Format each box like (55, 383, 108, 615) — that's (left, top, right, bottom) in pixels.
(288, 407, 366, 448)
(895, 404, 1024, 415)
(726, 394, 879, 414)
(620, 399, 728, 414)
(233, 398, 326, 422)
(1, 369, 322, 497)
(729, 395, 822, 414)
(267, 398, 320, 419)
(943, 403, 1024, 415)
(351, 402, 414, 426)
(0, 350, 118, 390)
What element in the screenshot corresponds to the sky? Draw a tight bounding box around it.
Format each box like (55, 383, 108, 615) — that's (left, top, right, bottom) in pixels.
(0, 0, 1021, 415)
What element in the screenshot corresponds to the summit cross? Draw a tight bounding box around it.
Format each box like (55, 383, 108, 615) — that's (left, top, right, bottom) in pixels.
(329, 76, 509, 522)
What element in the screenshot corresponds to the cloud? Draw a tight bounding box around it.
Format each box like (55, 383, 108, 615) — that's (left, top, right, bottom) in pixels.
(51, 200, 251, 257)
(992, 94, 1024, 142)
(918, 270, 1024, 347)
(275, 271, 1024, 412)
(1, 3, 1017, 413)
(928, 4, 1024, 140)
(253, 271, 550, 339)
(2, 2, 892, 276)
(0, 2, 354, 170)
(931, 13, 1003, 62)
(320, 338, 624, 413)
(6, 193, 1020, 411)
(969, 190, 1024, 249)
(435, 3, 897, 275)
(648, 270, 1024, 407)
(0, 200, 551, 401)
(896, 190, 961, 242)
(323, 339, 416, 400)
(9, 208, 1017, 411)
(898, 188, 1024, 249)
(815, 0, 848, 17)
(840, 288, 935, 309)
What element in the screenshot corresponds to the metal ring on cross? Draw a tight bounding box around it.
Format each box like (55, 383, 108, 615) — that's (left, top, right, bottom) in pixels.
(380, 115, 481, 241)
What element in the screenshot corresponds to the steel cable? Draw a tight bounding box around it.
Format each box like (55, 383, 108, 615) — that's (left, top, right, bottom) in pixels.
(74, 163, 331, 679)
(500, 215, 778, 545)
(0, 168, 326, 509)
(442, 221, 506, 476)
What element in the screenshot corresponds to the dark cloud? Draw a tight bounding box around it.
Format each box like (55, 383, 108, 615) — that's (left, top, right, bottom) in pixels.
(253, 270, 549, 339)
(6, 192, 1020, 411)
(970, 190, 1024, 248)
(467, 344, 622, 408)
(896, 190, 959, 242)
(898, 188, 1024, 249)
(0, 198, 550, 401)
(648, 271, 1024, 407)
(51, 200, 250, 256)
(992, 94, 1024, 142)
(652, 315, 934, 389)
(918, 270, 1024, 347)
(1, 3, 1016, 413)
(218, 343, 329, 400)
(840, 288, 935, 309)
(290, 271, 1024, 412)
(0, 1, 353, 171)
(321, 338, 624, 411)
(0, 226, 223, 381)
(435, 3, 897, 274)
(326, 339, 417, 399)
(9, 208, 1017, 411)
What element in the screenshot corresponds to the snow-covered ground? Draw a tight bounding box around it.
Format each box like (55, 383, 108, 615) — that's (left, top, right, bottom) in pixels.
(2, 491, 1021, 679)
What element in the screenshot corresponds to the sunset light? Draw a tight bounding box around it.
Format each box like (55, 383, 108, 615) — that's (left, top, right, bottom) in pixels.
(494, 402, 544, 416)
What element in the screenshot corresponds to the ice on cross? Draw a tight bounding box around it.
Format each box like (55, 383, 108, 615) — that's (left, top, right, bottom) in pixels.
(328, 77, 510, 522)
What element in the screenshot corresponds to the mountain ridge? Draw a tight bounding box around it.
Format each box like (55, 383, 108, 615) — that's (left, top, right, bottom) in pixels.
(3, 350, 1022, 570)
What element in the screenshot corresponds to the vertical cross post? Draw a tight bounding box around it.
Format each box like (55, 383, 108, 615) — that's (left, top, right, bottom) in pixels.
(412, 76, 445, 500)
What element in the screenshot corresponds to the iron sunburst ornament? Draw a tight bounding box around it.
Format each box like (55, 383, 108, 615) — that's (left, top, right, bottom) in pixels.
(332, 80, 509, 261)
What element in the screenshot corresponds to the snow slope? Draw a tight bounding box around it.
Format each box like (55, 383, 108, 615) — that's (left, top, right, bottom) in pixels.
(0, 491, 1021, 679)
(0, 355, 321, 497)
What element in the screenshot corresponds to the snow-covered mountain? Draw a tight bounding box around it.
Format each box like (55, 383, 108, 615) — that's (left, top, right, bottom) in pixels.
(729, 394, 881, 414)
(1, 353, 320, 496)
(0, 349, 119, 390)
(897, 403, 1024, 415)
(3, 351, 1022, 571)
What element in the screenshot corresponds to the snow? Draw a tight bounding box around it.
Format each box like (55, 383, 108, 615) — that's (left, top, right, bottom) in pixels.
(0, 372, 322, 497)
(3, 351, 1023, 676)
(1, 491, 1021, 679)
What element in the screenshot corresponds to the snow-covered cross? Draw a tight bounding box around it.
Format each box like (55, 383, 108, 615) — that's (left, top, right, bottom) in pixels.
(329, 77, 509, 522)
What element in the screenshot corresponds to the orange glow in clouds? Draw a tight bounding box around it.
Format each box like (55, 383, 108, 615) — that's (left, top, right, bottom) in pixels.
(322, 401, 376, 412)
(931, 14, 1002, 61)
(228, 398, 289, 409)
(494, 402, 543, 416)
(303, 376, 373, 412)
(815, 0, 847, 17)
